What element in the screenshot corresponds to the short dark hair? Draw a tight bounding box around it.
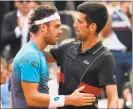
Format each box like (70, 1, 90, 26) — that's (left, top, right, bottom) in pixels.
(29, 5, 57, 33)
(77, 2, 108, 34)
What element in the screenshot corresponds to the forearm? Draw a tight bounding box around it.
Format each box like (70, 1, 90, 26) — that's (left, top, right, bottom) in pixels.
(22, 81, 96, 108)
(26, 92, 72, 107)
(26, 92, 50, 107)
(105, 85, 119, 109)
(107, 97, 118, 108)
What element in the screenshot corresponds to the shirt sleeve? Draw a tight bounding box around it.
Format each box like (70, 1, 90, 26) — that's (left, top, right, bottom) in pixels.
(50, 42, 72, 66)
(19, 52, 40, 83)
(98, 53, 116, 87)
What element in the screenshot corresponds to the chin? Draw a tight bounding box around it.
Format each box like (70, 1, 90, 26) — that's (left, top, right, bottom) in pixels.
(50, 41, 56, 45)
(47, 40, 56, 45)
(52, 43, 56, 45)
(77, 36, 81, 40)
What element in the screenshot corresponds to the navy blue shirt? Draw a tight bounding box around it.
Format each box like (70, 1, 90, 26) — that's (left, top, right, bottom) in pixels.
(51, 41, 116, 109)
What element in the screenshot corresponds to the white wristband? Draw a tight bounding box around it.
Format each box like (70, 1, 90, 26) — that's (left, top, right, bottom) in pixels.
(48, 95, 65, 108)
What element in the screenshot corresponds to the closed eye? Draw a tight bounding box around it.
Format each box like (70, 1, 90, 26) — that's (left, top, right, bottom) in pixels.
(77, 19, 82, 24)
(55, 24, 61, 28)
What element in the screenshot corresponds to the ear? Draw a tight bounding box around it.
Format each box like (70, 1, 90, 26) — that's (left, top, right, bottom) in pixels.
(40, 24, 47, 33)
(89, 23, 97, 32)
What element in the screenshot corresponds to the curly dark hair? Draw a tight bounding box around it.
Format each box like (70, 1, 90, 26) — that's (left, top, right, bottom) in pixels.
(77, 2, 108, 34)
(29, 5, 57, 33)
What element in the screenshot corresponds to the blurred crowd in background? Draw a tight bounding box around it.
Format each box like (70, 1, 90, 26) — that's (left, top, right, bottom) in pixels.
(0, 1, 132, 109)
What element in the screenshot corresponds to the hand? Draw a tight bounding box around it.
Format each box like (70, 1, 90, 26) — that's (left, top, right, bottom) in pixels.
(28, 11, 33, 24)
(17, 17, 24, 30)
(69, 86, 96, 106)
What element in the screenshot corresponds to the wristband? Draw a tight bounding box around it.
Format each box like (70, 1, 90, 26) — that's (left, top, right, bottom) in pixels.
(48, 95, 65, 108)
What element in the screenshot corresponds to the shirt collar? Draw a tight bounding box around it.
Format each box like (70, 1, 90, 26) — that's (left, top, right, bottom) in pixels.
(76, 41, 103, 55)
(17, 10, 30, 18)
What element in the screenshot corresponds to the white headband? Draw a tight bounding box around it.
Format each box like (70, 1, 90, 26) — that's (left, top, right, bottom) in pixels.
(34, 12, 60, 25)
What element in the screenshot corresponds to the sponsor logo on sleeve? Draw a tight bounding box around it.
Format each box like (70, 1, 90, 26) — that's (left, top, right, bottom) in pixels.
(31, 61, 39, 67)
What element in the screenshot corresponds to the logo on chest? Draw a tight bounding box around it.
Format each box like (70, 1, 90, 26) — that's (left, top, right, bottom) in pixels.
(83, 60, 90, 65)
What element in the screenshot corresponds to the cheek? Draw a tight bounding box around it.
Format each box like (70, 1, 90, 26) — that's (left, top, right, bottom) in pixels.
(52, 30, 58, 38)
(49, 28, 55, 36)
(79, 24, 86, 30)
(80, 26, 88, 33)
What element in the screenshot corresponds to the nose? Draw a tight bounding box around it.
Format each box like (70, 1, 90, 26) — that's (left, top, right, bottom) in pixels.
(73, 20, 78, 29)
(58, 29, 63, 36)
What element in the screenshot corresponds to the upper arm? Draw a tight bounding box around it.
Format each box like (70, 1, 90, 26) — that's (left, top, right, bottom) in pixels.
(21, 81, 50, 107)
(97, 53, 118, 107)
(50, 43, 71, 66)
(19, 52, 41, 104)
(19, 52, 40, 83)
(98, 53, 116, 87)
(21, 82, 39, 103)
(50, 46, 61, 66)
(44, 49, 56, 63)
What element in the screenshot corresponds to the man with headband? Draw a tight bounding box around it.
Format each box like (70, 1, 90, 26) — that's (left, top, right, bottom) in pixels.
(11, 5, 96, 109)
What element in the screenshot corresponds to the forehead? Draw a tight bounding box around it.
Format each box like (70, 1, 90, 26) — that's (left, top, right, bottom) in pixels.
(77, 12, 86, 21)
(49, 19, 61, 26)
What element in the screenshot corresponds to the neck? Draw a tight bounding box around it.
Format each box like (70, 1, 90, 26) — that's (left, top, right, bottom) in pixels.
(81, 35, 99, 52)
(20, 10, 29, 16)
(30, 33, 47, 52)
